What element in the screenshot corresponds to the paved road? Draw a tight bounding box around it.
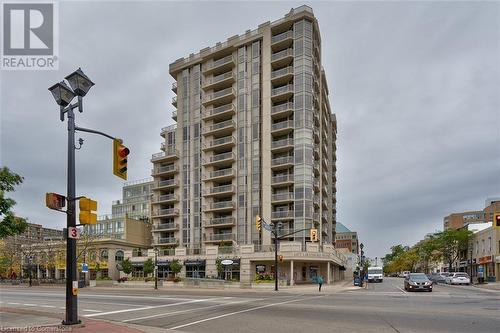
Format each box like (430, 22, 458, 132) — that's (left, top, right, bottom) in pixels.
(1, 278, 499, 332)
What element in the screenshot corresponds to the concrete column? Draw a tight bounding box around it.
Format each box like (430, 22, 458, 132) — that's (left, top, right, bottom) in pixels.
(290, 260, 294, 286)
(46, 268, 50, 279)
(327, 262, 331, 284)
(55, 269, 60, 280)
(37, 266, 42, 279)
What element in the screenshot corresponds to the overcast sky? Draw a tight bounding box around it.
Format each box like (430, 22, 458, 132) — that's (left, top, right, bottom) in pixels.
(1, 1, 499, 260)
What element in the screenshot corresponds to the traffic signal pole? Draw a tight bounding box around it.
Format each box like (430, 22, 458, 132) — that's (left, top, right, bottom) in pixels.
(60, 99, 122, 325)
(63, 102, 79, 325)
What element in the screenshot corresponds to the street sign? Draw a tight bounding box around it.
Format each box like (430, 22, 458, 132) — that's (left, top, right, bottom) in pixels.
(221, 259, 234, 266)
(68, 227, 79, 239)
(81, 263, 88, 273)
(262, 222, 272, 232)
(46, 192, 66, 210)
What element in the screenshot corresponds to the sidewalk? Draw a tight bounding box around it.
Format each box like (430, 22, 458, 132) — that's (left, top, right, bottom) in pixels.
(0, 307, 173, 333)
(473, 281, 500, 291)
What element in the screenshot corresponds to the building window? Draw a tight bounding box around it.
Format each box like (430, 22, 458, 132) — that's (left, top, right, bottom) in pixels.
(100, 249, 108, 260)
(115, 250, 124, 262)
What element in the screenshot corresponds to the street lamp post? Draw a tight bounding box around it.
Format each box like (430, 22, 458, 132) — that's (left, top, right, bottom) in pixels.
(48, 68, 94, 326)
(154, 248, 159, 290)
(28, 256, 33, 287)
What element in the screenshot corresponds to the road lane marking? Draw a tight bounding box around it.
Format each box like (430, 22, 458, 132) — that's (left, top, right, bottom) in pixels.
(39, 305, 56, 308)
(22, 304, 37, 306)
(84, 297, 229, 317)
(82, 309, 102, 312)
(122, 298, 264, 323)
(397, 287, 407, 294)
(0, 291, 203, 301)
(168, 296, 325, 330)
(7, 302, 20, 305)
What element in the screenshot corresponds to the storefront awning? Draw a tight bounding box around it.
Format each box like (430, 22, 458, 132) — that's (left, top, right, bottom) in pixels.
(339, 265, 346, 271)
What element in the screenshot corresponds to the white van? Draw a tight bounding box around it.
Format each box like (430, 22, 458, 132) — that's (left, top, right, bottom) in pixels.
(368, 267, 384, 282)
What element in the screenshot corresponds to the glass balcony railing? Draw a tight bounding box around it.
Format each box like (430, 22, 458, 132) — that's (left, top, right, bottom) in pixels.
(271, 48, 294, 62)
(205, 71, 233, 86)
(210, 201, 234, 209)
(207, 216, 235, 226)
(209, 233, 235, 241)
(157, 237, 177, 244)
(208, 168, 235, 179)
(154, 223, 177, 230)
(209, 152, 234, 163)
(271, 138, 294, 149)
(204, 103, 235, 118)
(271, 30, 293, 44)
(205, 119, 235, 133)
(271, 102, 294, 114)
(271, 192, 294, 201)
(271, 174, 294, 184)
(271, 120, 294, 132)
(154, 208, 178, 216)
(272, 84, 294, 97)
(204, 87, 235, 102)
(205, 55, 234, 71)
(209, 136, 235, 147)
(156, 179, 177, 187)
(208, 184, 235, 194)
(155, 164, 177, 174)
(271, 210, 294, 219)
(271, 66, 293, 79)
(156, 194, 177, 202)
(271, 156, 294, 166)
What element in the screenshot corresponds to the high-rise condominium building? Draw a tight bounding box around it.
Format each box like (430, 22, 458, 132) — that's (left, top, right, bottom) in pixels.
(151, 6, 337, 256)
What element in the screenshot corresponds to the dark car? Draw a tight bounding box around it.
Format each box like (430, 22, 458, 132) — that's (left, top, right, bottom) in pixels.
(404, 273, 433, 292)
(428, 273, 446, 284)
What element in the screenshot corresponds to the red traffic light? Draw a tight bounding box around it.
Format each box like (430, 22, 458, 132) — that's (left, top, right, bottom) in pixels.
(118, 146, 130, 158)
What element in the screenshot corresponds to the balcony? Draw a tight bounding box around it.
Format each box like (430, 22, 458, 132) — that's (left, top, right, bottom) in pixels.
(152, 164, 178, 176)
(160, 124, 176, 138)
(153, 223, 179, 231)
(271, 102, 294, 118)
(271, 174, 294, 186)
(271, 120, 294, 136)
(203, 71, 235, 91)
(271, 48, 293, 68)
(271, 84, 294, 102)
(313, 129, 320, 144)
(155, 237, 178, 246)
(171, 82, 177, 93)
(152, 179, 179, 190)
(271, 156, 294, 170)
(203, 87, 236, 106)
(202, 119, 235, 136)
(313, 160, 320, 176)
(313, 195, 320, 208)
(322, 184, 328, 195)
(204, 216, 235, 228)
(271, 192, 294, 204)
(206, 233, 235, 242)
(313, 179, 320, 192)
(152, 193, 178, 204)
(313, 148, 319, 160)
(152, 208, 179, 217)
(203, 168, 235, 182)
(271, 138, 294, 152)
(151, 147, 178, 162)
(271, 66, 294, 85)
(172, 110, 177, 121)
(205, 201, 235, 212)
(202, 136, 235, 152)
(203, 103, 236, 122)
(322, 213, 329, 222)
(271, 210, 294, 220)
(203, 152, 235, 167)
(172, 96, 177, 107)
(203, 184, 235, 197)
(203, 55, 235, 75)
(271, 30, 293, 50)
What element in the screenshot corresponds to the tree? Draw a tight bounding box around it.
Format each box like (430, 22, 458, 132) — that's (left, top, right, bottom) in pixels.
(0, 167, 28, 238)
(434, 229, 472, 271)
(170, 259, 182, 278)
(143, 258, 154, 277)
(121, 258, 133, 275)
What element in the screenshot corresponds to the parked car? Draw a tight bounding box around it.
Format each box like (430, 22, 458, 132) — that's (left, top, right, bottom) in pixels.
(404, 273, 433, 292)
(445, 272, 470, 285)
(399, 271, 410, 278)
(428, 273, 446, 284)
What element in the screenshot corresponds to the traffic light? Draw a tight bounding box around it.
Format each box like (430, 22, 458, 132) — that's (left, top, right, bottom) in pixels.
(46, 193, 66, 210)
(278, 255, 284, 263)
(79, 197, 97, 225)
(494, 212, 500, 229)
(113, 139, 130, 180)
(310, 228, 318, 242)
(256, 215, 262, 231)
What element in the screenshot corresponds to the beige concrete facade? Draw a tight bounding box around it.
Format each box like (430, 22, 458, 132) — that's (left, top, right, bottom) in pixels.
(145, 6, 344, 286)
(152, 5, 337, 256)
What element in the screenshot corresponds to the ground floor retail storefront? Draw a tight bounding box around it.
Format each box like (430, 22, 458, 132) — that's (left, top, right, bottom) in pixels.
(126, 242, 347, 286)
